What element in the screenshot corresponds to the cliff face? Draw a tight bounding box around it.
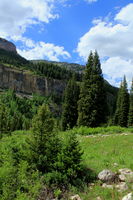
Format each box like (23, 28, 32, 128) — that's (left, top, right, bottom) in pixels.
(0, 65, 65, 96)
(0, 38, 17, 53)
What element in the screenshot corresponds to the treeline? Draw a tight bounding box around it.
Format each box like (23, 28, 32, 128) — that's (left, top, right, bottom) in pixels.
(114, 77, 133, 127)
(62, 51, 133, 130)
(32, 62, 81, 81)
(0, 48, 81, 81)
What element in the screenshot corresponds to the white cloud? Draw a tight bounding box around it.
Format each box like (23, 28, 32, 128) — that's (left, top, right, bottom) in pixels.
(0, 0, 71, 61)
(0, 0, 58, 38)
(17, 41, 71, 61)
(77, 3, 133, 87)
(102, 57, 133, 88)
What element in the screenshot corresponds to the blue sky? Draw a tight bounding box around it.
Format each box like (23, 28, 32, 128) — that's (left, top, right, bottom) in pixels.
(0, 0, 133, 87)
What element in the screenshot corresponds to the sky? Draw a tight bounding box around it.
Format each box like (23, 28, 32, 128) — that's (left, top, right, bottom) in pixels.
(0, 0, 133, 88)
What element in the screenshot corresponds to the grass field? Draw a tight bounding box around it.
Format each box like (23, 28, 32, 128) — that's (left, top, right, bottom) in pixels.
(0, 128, 133, 200)
(75, 133, 133, 200)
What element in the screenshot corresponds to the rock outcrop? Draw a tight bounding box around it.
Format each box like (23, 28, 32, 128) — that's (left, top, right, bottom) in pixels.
(0, 38, 17, 53)
(0, 64, 65, 96)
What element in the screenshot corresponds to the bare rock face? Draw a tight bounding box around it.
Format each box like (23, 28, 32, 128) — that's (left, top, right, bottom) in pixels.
(0, 38, 17, 53)
(98, 169, 116, 183)
(0, 64, 65, 96)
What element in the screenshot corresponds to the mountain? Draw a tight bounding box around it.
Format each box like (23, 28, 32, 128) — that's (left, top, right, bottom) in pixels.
(0, 38, 118, 115)
(0, 38, 17, 53)
(32, 59, 85, 72)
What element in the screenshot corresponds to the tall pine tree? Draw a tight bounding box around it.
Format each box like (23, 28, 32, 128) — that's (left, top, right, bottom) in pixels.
(114, 76, 129, 127)
(78, 51, 107, 127)
(62, 75, 80, 130)
(128, 79, 133, 126)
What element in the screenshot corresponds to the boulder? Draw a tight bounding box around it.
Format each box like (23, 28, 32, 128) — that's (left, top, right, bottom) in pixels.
(118, 168, 133, 183)
(115, 182, 128, 192)
(122, 193, 133, 200)
(98, 169, 116, 183)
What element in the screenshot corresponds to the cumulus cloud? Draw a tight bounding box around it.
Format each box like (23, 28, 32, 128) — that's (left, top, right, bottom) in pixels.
(102, 57, 133, 87)
(77, 3, 133, 87)
(0, 0, 58, 38)
(17, 41, 71, 61)
(0, 0, 71, 61)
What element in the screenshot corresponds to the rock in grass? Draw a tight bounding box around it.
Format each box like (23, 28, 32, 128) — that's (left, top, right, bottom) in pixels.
(115, 182, 128, 192)
(118, 168, 133, 183)
(96, 197, 102, 200)
(102, 183, 114, 189)
(122, 193, 133, 200)
(70, 194, 82, 200)
(98, 169, 116, 183)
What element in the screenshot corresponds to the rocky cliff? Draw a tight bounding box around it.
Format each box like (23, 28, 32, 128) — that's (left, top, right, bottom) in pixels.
(0, 38, 17, 53)
(0, 64, 65, 96)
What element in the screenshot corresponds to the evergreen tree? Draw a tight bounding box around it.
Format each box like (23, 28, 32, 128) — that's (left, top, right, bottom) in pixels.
(29, 104, 60, 173)
(62, 75, 80, 130)
(56, 133, 83, 186)
(114, 76, 129, 127)
(128, 79, 133, 126)
(78, 51, 107, 127)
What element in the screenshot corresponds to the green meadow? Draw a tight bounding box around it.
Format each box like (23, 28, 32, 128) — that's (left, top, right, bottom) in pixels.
(0, 128, 133, 200)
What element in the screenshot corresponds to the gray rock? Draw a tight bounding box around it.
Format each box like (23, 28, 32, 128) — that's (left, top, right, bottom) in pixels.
(115, 182, 128, 192)
(70, 194, 82, 200)
(98, 169, 116, 183)
(102, 183, 114, 189)
(122, 193, 133, 200)
(118, 168, 133, 183)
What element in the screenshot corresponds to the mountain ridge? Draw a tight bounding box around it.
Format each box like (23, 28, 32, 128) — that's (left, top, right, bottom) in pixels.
(0, 38, 17, 54)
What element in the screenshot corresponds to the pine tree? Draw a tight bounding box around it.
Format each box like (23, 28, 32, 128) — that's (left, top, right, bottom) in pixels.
(78, 51, 107, 127)
(29, 104, 60, 173)
(114, 76, 129, 127)
(62, 75, 80, 130)
(128, 79, 133, 126)
(56, 133, 83, 185)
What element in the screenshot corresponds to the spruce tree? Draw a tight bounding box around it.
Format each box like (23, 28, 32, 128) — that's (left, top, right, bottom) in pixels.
(62, 75, 80, 130)
(78, 51, 106, 127)
(128, 79, 133, 126)
(114, 76, 129, 127)
(29, 104, 60, 173)
(56, 133, 83, 185)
